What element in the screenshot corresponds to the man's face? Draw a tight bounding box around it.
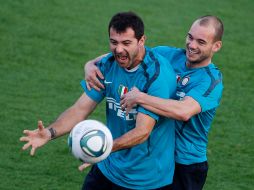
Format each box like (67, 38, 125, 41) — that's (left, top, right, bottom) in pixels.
(185, 21, 220, 65)
(109, 27, 144, 69)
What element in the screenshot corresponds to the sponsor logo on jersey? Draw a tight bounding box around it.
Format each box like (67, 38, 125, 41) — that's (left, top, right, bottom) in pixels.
(104, 80, 112, 84)
(106, 97, 137, 121)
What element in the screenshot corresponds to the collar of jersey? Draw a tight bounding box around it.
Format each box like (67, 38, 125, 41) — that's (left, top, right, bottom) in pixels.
(124, 64, 140, 72)
(186, 62, 216, 70)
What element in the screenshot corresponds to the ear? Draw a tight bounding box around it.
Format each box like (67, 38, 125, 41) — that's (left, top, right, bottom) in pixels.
(138, 35, 146, 46)
(212, 41, 222, 53)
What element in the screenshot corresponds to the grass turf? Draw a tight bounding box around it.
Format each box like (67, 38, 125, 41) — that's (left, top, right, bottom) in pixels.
(0, 0, 253, 189)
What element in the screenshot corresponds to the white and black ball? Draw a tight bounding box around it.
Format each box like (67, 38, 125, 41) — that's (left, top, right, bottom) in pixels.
(68, 120, 113, 163)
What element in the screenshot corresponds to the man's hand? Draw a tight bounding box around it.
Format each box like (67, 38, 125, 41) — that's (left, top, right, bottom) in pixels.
(78, 163, 92, 171)
(84, 54, 109, 91)
(120, 87, 141, 115)
(20, 120, 51, 156)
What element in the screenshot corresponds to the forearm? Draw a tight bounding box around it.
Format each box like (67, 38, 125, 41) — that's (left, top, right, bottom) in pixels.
(47, 106, 88, 138)
(112, 127, 149, 152)
(137, 92, 200, 121)
(140, 104, 171, 118)
(112, 112, 154, 152)
(47, 93, 97, 139)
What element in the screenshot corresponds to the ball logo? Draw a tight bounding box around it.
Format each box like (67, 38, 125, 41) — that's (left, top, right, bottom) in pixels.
(80, 130, 107, 157)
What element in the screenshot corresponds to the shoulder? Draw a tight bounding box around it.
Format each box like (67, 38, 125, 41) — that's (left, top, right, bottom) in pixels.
(202, 64, 223, 83)
(152, 46, 186, 70)
(141, 48, 176, 95)
(143, 48, 171, 66)
(186, 64, 223, 111)
(153, 46, 185, 58)
(99, 53, 115, 65)
(191, 64, 223, 98)
(152, 45, 180, 53)
(141, 48, 165, 75)
(144, 48, 176, 75)
(96, 53, 116, 72)
(141, 48, 176, 77)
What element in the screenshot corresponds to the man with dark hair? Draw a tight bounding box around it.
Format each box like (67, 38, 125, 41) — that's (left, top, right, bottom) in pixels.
(108, 12, 144, 40)
(84, 15, 224, 190)
(20, 11, 176, 190)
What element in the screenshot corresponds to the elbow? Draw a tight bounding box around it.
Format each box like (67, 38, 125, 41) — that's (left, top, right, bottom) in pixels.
(180, 114, 191, 121)
(139, 130, 151, 144)
(143, 131, 151, 141)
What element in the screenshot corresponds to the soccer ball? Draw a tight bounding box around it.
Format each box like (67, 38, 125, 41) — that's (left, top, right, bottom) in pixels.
(68, 120, 113, 163)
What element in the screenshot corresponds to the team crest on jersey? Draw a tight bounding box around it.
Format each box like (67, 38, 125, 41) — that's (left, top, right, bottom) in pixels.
(118, 85, 128, 97)
(181, 76, 190, 86)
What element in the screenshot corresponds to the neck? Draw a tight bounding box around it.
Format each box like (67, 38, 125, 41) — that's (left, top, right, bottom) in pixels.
(187, 58, 212, 68)
(128, 46, 146, 69)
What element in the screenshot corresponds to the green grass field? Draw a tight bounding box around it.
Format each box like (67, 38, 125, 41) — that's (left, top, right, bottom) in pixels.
(0, 0, 253, 189)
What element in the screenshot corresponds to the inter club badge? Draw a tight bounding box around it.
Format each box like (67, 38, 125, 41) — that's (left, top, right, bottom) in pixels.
(181, 76, 190, 86)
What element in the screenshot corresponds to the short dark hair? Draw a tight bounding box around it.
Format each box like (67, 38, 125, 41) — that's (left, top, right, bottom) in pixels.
(108, 11, 144, 40)
(197, 15, 224, 42)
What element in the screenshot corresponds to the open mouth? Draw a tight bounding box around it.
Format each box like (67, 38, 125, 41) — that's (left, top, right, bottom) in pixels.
(114, 51, 129, 64)
(116, 54, 128, 61)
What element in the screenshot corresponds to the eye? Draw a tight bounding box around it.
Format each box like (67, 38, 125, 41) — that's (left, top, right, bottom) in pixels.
(198, 40, 206, 45)
(110, 40, 117, 45)
(187, 34, 193, 41)
(123, 41, 131, 46)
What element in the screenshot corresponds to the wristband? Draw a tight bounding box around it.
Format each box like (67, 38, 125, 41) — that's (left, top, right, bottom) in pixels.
(48, 128, 56, 139)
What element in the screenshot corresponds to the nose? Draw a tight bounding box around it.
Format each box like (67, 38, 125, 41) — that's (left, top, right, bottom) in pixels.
(115, 44, 124, 54)
(188, 40, 198, 49)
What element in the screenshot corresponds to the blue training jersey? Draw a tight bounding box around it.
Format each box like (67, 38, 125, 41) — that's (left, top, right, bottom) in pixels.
(81, 47, 176, 189)
(153, 46, 223, 165)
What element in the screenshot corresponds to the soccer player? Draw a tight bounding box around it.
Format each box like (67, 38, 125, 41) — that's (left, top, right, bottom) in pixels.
(20, 12, 177, 190)
(84, 15, 224, 190)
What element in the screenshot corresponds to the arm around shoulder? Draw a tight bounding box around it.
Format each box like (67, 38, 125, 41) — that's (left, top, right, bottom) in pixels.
(136, 93, 201, 121)
(84, 54, 109, 91)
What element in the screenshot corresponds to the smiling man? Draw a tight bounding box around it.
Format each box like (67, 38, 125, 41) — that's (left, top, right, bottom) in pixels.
(124, 16, 224, 190)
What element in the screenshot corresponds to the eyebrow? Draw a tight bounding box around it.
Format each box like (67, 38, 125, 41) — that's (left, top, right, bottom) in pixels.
(110, 39, 132, 43)
(188, 33, 207, 43)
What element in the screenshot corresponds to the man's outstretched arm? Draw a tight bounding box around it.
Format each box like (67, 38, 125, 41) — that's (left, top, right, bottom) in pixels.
(20, 93, 98, 156)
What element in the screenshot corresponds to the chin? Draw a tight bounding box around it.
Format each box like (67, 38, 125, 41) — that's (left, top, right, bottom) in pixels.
(118, 63, 128, 68)
(186, 57, 196, 63)
(187, 58, 200, 65)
